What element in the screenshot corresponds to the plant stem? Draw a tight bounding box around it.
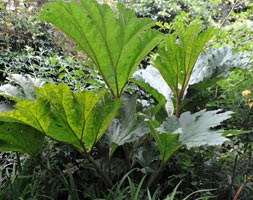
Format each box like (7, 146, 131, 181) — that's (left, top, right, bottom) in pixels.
(175, 99, 181, 118)
(108, 154, 112, 180)
(81, 148, 113, 187)
(16, 152, 23, 172)
(220, 0, 247, 27)
(233, 184, 244, 200)
(123, 145, 131, 171)
(147, 162, 166, 189)
(229, 154, 238, 200)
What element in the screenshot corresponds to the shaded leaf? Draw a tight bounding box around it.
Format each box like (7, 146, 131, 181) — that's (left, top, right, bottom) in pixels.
(134, 142, 160, 173)
(133, 65, 173, 114)
(0, 122, 44, 155)
(106, 97, 149, 156)
(149, 120, 182, 164)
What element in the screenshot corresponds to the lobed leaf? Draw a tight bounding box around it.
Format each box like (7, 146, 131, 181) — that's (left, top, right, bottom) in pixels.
(0, 83, 121, 152)
(133, 65, 173, 114)
(151, 109, 233, 163)
(189, 46, 252, 89)
(157, 109, 233, 148)
(178, 109, 232, 147)
(40, 0, 163, 97)
(152, 18, 217, 100)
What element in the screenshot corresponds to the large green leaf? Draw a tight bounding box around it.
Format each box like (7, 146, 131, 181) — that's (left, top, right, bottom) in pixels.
(152, 18, 216, 104)
(0, 83, 121, 151)
(40, 0, 162, 98)
(0, 122, 44, 155)
(133, 46, 252, 115)
(0, 98, 51, 133)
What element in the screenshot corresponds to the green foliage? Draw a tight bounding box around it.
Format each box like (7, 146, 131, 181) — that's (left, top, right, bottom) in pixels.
(119, 0, 190, 22)
(0, 84, 121, 152)
(0, 2, 98, 92)
(106, 97, 149, 157)
(121, 0, 253, 29)
(102, 171, 159, 200)
(152, 16, 216, 115)
(0, 123, 44, 155)
(151, 109, 232, 163)
(149, 120, 181, 164)
(40, 0, 162, 98)
(133, 142, 160, 173)
(214, 20, 253, 51)
(134, 45, 252, 115)
(133, 65, 173, 114)
(165, 181, 215, 200)
(0, 3, 55, 52)
(0, 140, 94, 199)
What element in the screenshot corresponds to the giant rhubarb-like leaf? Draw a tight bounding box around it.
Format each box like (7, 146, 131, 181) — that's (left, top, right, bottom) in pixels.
(0, 84, 121, 151)
(189, 46, 252, 88)
(150, 109, 233, 163)
(157, 109, 233, 148)
(152, 18, 216, 102)
(178, 109, 232, 147)
(40, 0, 162, 98)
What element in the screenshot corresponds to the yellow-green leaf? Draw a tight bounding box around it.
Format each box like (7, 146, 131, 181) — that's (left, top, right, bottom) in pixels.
(40, 0, 163, 97)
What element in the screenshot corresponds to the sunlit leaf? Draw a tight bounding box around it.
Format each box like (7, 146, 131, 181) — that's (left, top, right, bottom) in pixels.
(152, 18, 216, 102)
(0, 83, 121, 151)
(40, 0, 162, 97)
(189, 46, 252, 89)
(0, 74, 45, 101)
